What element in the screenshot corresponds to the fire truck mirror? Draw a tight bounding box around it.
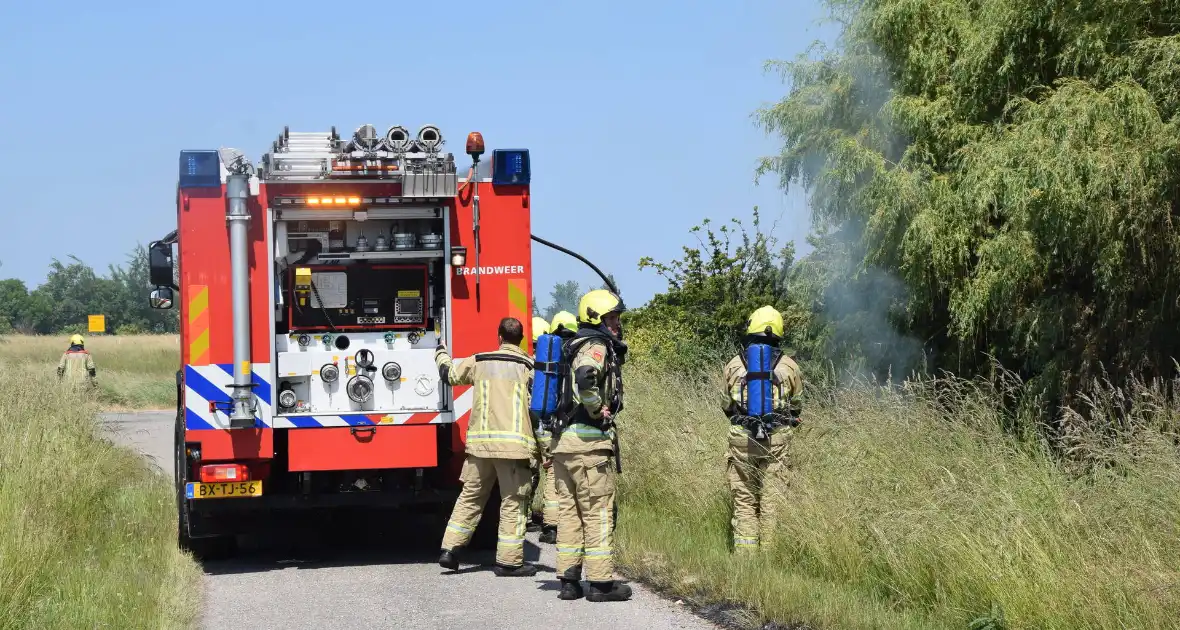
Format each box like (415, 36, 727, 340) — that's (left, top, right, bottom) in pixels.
(149, 242, 174, 287)
(150, 287, 174, 310)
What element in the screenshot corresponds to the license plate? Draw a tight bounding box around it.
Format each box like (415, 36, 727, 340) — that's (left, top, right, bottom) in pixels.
(185, 480, 263, 499)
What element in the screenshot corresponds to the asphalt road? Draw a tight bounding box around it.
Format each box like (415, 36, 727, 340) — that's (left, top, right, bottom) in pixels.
(100, 411, 720, 630)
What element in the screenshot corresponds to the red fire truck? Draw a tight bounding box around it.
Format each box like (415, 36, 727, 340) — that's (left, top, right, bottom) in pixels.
(146, 124, 562, 557)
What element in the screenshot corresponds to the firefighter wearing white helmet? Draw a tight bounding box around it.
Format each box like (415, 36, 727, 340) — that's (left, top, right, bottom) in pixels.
(723, 305, 804, 553)
(58, 334, 97, 390)
(530, 310, 579, 545)
(551, 289, 632, 602)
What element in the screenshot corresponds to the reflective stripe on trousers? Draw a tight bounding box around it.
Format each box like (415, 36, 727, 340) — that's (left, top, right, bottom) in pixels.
(440, 454, 534, 567)
(726, 424, 793, 552)
(553, 450, 617, 582)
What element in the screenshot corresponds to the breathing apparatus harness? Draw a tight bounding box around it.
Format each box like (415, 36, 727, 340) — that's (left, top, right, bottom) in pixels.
(522, 235, 626, 472)
(554, 325, 625, 430)
(548, 323, 627, 473)
(529, 327, 576, 434)
(731, 335, 800, 440)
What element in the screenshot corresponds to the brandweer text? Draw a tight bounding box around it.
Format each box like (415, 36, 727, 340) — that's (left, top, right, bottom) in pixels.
(454, 265, 525, 276)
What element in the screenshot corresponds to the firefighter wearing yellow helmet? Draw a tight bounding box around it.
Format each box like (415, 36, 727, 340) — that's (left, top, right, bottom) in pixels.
(723, 305, 804, 553)
(58, 334, 97, 390)
(529, 310, 579, 545)
(551, 289, 632, 602)
(532, 316, 550, 343)
(550, 310, 577, 337)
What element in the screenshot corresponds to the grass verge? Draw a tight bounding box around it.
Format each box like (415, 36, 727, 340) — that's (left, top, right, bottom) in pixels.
(0, 334, 179, 410)
(0, 359, 201, 630)
(615, 362, 1180, 630)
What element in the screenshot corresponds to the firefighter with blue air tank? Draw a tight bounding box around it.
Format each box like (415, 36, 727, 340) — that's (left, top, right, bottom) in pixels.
(723, 305, 804, 553)
(526, 315, 550, 538)
(529, 310, 578, 544)
(550, 290, 632, 602)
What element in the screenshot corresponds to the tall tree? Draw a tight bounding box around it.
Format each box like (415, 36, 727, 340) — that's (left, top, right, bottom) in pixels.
(600, 272, 619, 294)
(0, 279, 29, 333)
(544, 280, 582, 319)
(754, 0, 1180, 403)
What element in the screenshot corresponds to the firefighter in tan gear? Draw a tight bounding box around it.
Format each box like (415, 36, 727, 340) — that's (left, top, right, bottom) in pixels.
(723, 305, 804, 552)
(551, 290, 632, 602)
(531, 310, 578, 545)
(527, 315, 551, 538)
(57, 334, 97, 390)
(435, 317, 541, 577)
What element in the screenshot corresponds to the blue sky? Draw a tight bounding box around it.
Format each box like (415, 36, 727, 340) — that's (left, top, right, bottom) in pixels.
(0, 0, 836, 308)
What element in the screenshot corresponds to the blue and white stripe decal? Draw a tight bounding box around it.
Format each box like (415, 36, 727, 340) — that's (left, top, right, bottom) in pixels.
(183, 363, 273, 430)
(270, 411, 456, 429)
(182, 365, 473, 431)
(270, 387, 472, 428)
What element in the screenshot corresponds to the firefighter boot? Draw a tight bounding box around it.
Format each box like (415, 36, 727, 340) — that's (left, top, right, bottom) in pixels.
(438, 548, 460, 571)
(538, 524, 557, 544)
(587, 581, 633, 602)
(492, 563, 539, 577)
(558, 579, 585, 600)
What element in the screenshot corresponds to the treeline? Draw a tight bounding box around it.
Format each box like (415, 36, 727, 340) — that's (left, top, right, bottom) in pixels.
(532, 276, 618, 321)
(622, 0, 1180, 436)
(0, 246, 179, 336)
(2, 240, 605, 337)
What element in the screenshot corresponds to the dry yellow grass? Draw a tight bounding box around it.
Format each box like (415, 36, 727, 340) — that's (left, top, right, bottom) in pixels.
(0, 356, 201, 629)
(9, 334, 1179, 629)
(615, 363, 1180, 630)
(0, 334, 179, 410)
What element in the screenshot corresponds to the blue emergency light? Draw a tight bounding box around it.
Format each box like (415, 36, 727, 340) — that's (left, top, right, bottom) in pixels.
(178, 150, 222, 188)
(491, 149, 531, 185)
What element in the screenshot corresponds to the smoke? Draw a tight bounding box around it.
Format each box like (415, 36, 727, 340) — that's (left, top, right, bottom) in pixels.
(782, 30, 927, 388)
(821, 254, 927, 387)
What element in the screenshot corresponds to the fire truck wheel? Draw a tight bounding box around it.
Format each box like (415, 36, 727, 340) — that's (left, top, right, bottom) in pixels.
(469, 484, 501, 551)
(173, 408, 236, 561)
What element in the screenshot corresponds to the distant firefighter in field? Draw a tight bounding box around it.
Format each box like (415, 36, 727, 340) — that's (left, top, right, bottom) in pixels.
(57, 334, 97, 390)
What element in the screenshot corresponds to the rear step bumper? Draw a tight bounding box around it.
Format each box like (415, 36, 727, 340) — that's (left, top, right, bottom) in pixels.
(286, 425, 438, 471)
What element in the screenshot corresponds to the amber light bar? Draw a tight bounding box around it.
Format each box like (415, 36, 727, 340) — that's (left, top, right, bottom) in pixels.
(271, 196, 363, 206)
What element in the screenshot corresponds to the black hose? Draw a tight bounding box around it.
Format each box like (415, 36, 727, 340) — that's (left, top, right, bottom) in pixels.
(530, 234, 619, 295)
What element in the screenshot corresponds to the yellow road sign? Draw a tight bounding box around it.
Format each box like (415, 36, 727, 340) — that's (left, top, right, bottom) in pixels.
(88, 315, 105, 333)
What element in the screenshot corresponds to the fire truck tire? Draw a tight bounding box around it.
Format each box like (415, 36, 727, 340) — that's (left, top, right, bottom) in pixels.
(173, 403, 236, 561)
